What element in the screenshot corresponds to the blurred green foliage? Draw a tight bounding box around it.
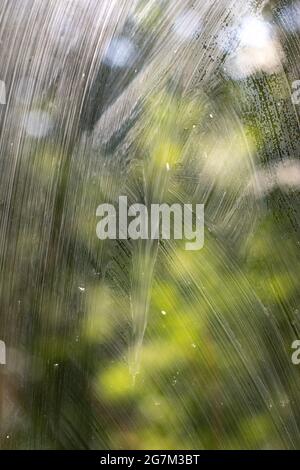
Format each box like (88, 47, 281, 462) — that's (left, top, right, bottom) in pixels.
(1, 0, 300, 450)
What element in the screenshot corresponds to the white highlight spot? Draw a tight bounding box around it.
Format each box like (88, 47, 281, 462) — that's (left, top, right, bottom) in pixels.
(24, 111, 54, 138)
(224, 16, 282, 79)
(173, 9, 202, 40)
(239, 16, 272, 49)
(103, 37, 136, 68)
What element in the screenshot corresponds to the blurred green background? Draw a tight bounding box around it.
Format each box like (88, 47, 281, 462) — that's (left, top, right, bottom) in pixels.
(0, 0, 300, 450)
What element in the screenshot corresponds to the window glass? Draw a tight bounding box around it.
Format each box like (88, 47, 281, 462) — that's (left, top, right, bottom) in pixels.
(0, 0, 300, 450)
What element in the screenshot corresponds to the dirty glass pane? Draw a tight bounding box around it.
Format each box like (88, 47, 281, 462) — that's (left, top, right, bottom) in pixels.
(0, 0, 300, 450)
